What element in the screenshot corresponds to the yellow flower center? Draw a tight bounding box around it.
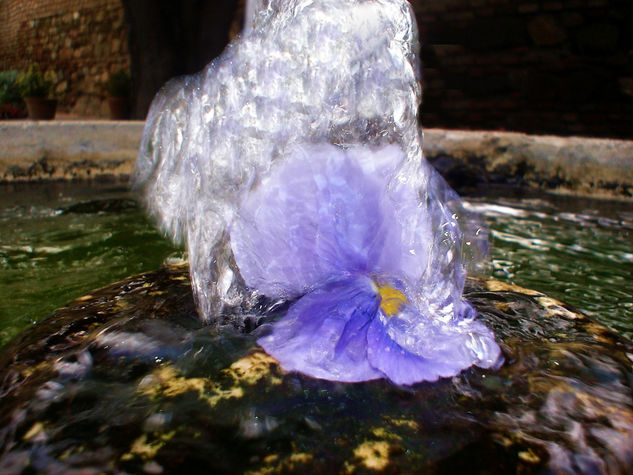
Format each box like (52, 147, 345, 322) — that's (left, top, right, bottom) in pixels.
(377, 284, 407, 316)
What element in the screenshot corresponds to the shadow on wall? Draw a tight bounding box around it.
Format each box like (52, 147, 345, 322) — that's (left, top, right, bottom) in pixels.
(122, 0, 243, 119)
(412, 0, 633, 138)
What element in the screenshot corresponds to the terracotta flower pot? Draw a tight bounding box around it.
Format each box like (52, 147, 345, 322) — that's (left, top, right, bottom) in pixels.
(107, 96, 130, 120)
(24, 97, 57, 120)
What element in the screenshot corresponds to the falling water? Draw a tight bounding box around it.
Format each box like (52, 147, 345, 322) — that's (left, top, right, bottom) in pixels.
(133, 0, 486, 328)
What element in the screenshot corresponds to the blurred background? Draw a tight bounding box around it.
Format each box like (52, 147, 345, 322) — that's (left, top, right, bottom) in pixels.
(0, 0, 631, 137)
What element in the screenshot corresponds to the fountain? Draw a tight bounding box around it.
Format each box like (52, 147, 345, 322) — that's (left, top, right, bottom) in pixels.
(133, 0, 480, 320)
(0, 0, 631, 472)
(132, 0, 501, 384)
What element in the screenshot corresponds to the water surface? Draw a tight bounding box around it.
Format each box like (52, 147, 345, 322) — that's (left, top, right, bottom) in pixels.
(0, 182, 180, 346)
(0, 182, 631, 346)
(467, 189, 633, 340)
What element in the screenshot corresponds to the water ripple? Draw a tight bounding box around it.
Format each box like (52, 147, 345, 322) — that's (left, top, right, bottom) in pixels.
(467, 195, 633, 340)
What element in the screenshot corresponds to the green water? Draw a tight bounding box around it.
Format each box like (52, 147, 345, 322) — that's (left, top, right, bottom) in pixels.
(0, 183, 181, 346)
(1, 183, 631, 347)
(468, 191, 633, 340)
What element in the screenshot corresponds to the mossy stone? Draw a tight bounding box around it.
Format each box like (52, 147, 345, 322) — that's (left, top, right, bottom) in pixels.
(0, 264, 631, 473)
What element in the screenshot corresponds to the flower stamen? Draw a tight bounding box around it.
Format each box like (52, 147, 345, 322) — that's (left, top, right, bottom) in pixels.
(377, 284, 407, 316)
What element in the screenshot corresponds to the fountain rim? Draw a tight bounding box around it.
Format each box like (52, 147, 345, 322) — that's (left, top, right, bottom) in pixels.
(1, 120, 632, 201)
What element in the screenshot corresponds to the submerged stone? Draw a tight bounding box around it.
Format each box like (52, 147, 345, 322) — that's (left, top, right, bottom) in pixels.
(60, 198, 138, 214)
(0, 264, 631, 473)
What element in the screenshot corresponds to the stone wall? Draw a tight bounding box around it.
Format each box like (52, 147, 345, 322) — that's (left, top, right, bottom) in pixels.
(0, 0, 129, 117)
(411, 0, 633, 138)
(0, 0, 631, 138)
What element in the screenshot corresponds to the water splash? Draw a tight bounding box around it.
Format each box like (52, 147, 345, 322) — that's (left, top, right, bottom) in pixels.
(131, 0, 500, 385)
(133, 0, 486, 325)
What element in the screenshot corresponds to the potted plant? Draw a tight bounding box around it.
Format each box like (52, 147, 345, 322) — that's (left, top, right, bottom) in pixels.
(0, 70, 27, 119)
(104, 69, 131, 120)
(17, 65, 57, 120)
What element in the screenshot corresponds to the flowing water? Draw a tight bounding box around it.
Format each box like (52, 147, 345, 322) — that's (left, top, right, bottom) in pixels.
(1, 182, 631, 347)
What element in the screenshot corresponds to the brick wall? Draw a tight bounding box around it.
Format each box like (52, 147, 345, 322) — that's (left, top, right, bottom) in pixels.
(0, 0, 129, 117)
(412, 0, 633, 138)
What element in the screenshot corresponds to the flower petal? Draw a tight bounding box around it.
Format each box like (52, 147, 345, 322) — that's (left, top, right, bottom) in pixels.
(367, 305, 503, 385)
(231, 144, 404, 298)
(257, 276, 384, 382)
(366, 318, 460, 385)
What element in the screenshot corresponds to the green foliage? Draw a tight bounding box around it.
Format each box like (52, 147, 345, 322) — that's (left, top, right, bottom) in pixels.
(0, 71, 24, 104)
(104, 70, 131, 97)
(0, 70, 27, 118)
(16, 65, 54, 98)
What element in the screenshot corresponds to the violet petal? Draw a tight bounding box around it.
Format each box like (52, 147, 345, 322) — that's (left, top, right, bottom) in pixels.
(230, 145, 406, 299)
(257, 276, 384, 382)
(367, 305, 503, 385)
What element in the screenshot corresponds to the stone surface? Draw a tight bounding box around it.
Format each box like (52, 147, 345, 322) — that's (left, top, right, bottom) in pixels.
(1, 123, 631, 201)
(0, 264, 631, 473)
(0, 0, 129, 118)
(423, 128, 633, 199)
(528, 15, 567, 45)
(411, 1, 633, 138)
(0, 121, 143, 182)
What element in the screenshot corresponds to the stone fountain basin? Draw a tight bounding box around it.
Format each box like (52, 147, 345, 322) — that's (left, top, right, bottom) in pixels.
(1, 122, 632, 200)
(0, 263, 631, 473)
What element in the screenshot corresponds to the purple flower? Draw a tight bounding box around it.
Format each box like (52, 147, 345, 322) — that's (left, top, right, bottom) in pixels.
(230, 144, 502, 385)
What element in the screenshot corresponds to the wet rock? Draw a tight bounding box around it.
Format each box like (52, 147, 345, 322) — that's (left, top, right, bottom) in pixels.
(60, 198, 138, 214)
(0, 265, 631, 473)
